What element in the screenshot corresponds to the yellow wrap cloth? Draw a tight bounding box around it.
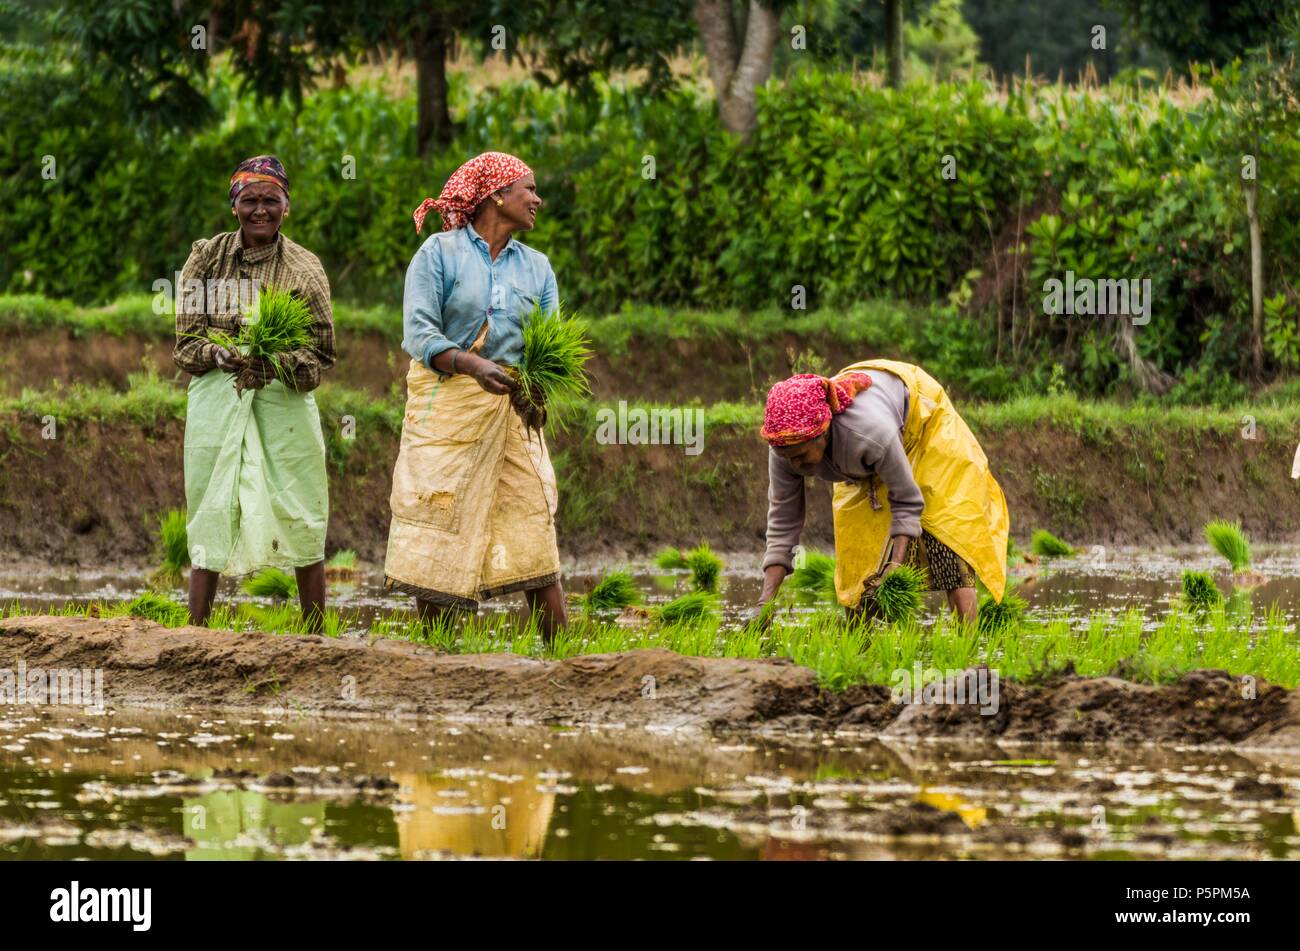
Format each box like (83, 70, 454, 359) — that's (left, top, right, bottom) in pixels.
(383, 359, 560, 607)
(831, 359, 1010, 607)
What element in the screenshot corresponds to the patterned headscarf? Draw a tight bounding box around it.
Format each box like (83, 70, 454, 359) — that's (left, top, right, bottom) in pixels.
(760, 372, 874, 446)
(229, 155, 289, 207)
(412, 151, 532, 233)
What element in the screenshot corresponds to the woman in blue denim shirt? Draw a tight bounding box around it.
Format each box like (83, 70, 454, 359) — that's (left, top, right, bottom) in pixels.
(384, 152, 568, 639)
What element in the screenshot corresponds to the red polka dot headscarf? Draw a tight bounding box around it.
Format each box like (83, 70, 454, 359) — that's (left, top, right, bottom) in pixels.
(760, 372, 874, 446)
(412, 151, 533, 233)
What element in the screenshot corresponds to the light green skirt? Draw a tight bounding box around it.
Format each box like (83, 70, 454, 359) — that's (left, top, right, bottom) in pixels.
(183, 369, 328, 576)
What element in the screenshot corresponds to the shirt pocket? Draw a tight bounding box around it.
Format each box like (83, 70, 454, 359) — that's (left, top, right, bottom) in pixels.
(510, 284, 540, 324)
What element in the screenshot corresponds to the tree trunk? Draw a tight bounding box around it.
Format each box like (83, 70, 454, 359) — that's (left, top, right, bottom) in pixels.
(886, 0, 904, 89)
(692, 0, 780, 138)
(1245, 179, 1264, 378)
(414, 25, 453, 157)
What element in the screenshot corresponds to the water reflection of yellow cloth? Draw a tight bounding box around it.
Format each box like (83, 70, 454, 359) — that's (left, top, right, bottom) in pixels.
(391, 771, 555, 859)
(383, 359, 560, 608)
(831, 359, 1010, 607)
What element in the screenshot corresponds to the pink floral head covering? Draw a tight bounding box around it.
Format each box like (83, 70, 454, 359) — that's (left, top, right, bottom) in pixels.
(760, 372, 874, 446)
(412, 151, 533, 233)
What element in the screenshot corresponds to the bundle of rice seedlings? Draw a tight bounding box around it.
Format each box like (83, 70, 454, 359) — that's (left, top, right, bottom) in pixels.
(149, 508, 190, 588)
(654, 591, 720, 624)
(242, 568, 298, 600)
(1181, 569, 1222, 613)
(580, 570, 643, 614)
(654, 543, 724, 593)
(125, 592, 190, 627)
(654, 547, 688, 570)
(1030, 529, 1075, 558)
(789, 551, 837, 600)
(871, 564, 926, 624)
(513, 302, 592, 428)
(1204, 520, 1251, 572)
(977, 589, 1028, 633)
(324, 549, 357, 580)
(240, 286, 313, 382)
(684, 543, 723, 593)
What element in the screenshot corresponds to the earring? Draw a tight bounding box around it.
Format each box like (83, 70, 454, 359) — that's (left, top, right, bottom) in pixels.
(495, 198, 504, 207)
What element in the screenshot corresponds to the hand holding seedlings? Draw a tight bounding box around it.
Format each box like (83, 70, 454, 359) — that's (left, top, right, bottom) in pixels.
(234, 354, 280, 395)
(212, 344, 244, 372)
(462, 351, 516, 395)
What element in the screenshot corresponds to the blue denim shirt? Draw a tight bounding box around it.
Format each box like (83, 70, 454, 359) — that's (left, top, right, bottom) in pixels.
(402, 222, 559, 371)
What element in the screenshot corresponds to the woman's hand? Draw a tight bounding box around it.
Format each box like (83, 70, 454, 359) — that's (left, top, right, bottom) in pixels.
(212, 344, 245, 374)
(461, 353, 516, 395)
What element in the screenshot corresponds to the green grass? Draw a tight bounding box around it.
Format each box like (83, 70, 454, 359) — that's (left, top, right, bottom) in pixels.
(578, 570, 642, 614)
(1031, 529, 1076, 558)
(1181, 570, 1223, 613)
(149, 508, 189, 589)
(242, 568, 299, 600)
(1205, 519, 1252, 572)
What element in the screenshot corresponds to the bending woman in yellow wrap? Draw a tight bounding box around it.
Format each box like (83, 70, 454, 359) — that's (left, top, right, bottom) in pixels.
(754, 360, 1009, 623)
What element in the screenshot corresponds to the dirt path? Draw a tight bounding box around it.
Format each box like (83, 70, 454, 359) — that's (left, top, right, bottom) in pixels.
(3, 615, 1299, 747)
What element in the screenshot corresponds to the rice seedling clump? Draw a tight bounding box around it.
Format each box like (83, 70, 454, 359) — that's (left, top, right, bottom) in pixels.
(978, 589, 1028, 632)
(789, 551, 836, 600)
(150, 508, 190, 589)
(126, 592, 190, 627)
(242, 568, 299, 600)
(514, 302, 592, 426)
(1204, 520, 1251, 572)
(580, 570, 643, 613)
(871, 564, 926, 623)
(655, 591, 720, 624)
(1181, 570, 1222, 613)
(1030, 530, 1075, 558)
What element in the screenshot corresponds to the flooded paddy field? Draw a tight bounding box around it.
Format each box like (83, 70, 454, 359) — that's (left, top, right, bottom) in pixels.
(6, 545, 1300, 634)
(3, 706, 1298, 861)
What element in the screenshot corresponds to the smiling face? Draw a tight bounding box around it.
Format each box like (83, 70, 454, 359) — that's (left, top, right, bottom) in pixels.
(773, 431, 830, 475)
(494, 173, 542, 231)
(234, 181, 288, 248)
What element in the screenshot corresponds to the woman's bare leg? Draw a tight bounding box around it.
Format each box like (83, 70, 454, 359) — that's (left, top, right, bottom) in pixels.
(188, 567, 221, 626)
(525, 581, 567, 642)
(947, 587, 978, 624)
(295, 560, 327, 634)
(415, 597, 459, 630)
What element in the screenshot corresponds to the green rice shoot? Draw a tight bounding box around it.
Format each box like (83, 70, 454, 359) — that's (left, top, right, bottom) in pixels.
(150, 508, 189, 588)
(1030, 529, 1075, 558)
(655, 591, 720, 624)
(789, 551, 837, 600)
(580, 570, 643, 614)
(126, 592, 190, 627)
(1181, 569, 1223, 613)
(872, 564, 926, 624)
(515, 301, 592, 419)
(1204, 519, 1251, 572)
(242, 568, 299, 600)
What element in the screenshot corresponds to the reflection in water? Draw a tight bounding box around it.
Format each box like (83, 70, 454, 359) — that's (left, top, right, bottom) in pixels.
(389, 771, 554, 859)
(0, 705, 1298, 861)
(183, 790, 325, 860)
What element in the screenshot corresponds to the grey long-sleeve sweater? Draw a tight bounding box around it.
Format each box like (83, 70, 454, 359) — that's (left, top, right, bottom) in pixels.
(762, 369, 923, 572)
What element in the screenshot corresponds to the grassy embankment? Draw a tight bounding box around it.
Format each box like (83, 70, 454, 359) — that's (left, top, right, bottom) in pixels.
(2, 596, 1296, 691)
